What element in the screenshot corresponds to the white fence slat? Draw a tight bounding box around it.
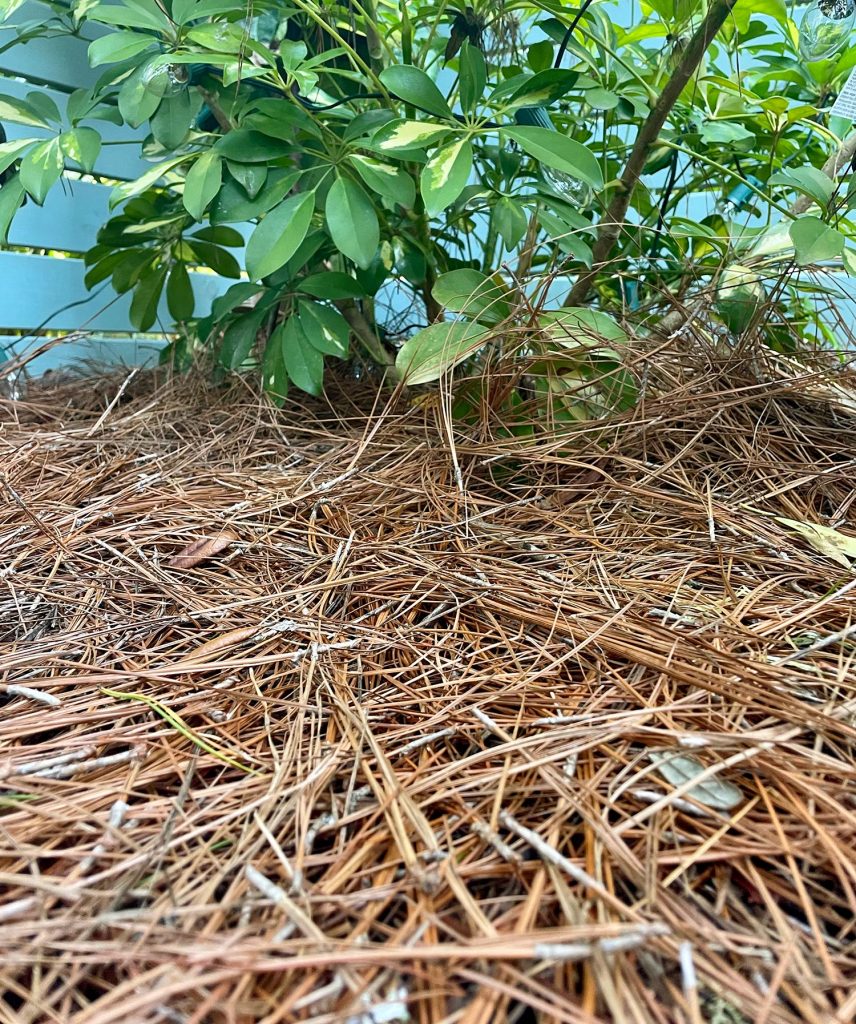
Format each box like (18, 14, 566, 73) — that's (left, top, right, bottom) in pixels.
(1, 80, 150, 180)
(0, 251, 232, 331)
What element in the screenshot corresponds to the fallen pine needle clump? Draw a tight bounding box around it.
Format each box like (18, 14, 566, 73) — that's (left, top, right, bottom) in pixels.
(1, 347, 855, 1024)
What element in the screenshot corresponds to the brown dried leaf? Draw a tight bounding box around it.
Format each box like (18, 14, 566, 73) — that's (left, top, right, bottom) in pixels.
(167, 532, 236, 569)
(173, 625, 259, 665)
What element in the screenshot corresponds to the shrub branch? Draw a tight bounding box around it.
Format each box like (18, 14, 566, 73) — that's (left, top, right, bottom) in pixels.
(565, 0, 739, 307)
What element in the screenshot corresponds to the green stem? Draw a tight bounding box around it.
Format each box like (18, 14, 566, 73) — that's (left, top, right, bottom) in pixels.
(288, 0, 390, 96)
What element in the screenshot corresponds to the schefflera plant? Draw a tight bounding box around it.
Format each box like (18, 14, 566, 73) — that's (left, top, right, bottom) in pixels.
(1, 0, 608, 406)
(1, 0, 854, 408)
(397, 267, 637, 425)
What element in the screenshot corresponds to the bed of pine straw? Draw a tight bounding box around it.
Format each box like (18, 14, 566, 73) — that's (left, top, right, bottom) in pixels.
(1, 336, 855, 1024)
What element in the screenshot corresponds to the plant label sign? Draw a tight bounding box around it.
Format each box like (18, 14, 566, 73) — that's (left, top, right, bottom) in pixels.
(831, 69, 856, 121)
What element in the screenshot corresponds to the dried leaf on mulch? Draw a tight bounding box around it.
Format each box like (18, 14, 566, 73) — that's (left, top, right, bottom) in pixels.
(167, 531, 236, 568)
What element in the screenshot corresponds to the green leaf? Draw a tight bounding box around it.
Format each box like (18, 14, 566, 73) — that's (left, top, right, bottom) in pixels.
(244, 99, 320, 139)
(150, 90, 194, 150)
(0, 94, 50, 129)
(227, 160, 266, 199)
(843, 249, 856, 277)
(396, 320, 490, 385)
(284, 230, 326, 280)
(89, 0, 171, 31)
(716, 264, 765, 334)
(0, 138, 36, 175)
(527, 40, 554, 72)
(0, 176, 25, 243)
(110, 155, 187, 208)
(349, 154, 415, 209)
(129, 264, 167, 331)
(343, 109, 396, 142)
(25, 91, 61, 125)
(420, 138, 473, 216)
(191, 225, 244, 246)
(371, 119, 451, 154)
(492, 196, 528, 251)
(297, 300, 349, 358)
(166, 261, 194, 320)
(212, 168, 301, 223)
(769, 167, 834, 208)
(325, 175, 379, 270)
(789, 217, 845, 266)
(84, 250, 128, 289)
(245, 191, 315, 280)
(540, 308, 627, 346)
(262, 329, 289, 406)
(59, 128, 102, 173)
(278, 317, 324, 395)
(459, 39, 487, 113)
(172, 0, 243, 24)
(118, 64, 161, 128)
(536, 209, 594, 265)
(502, 127, 603, 189)
(187, 239, 241, 277)
(500, 69, 580, 108)
(219, 307, 267, 369)
(298, 272, 365, 299)
(379, 64, 454, 120)
(0, 0, 25, 20)
(183, 150, 222, 220)
(700, 120, 754, 144)
(88, 30, 156, 67)
(215, 130, 294, 163)
(210, 281, 262, 321)
(112, 249, 153, 293)
(432, 269, 511, 323)
(19, 138, 64, 205)
(585, 87, 620, 110)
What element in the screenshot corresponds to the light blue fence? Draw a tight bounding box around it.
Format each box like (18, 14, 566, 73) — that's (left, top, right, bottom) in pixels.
(0, 2, 236, 375)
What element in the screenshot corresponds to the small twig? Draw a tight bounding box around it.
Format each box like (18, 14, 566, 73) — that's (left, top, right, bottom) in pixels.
(3, 683, 61, 707)
(499, 810, 623, 908)
(535, 924, 669, 961)
(87, 367, 139, 436)
(773, 622, 856, 666)
(32, 747, 144, 779)
(0, 747, 95, 781)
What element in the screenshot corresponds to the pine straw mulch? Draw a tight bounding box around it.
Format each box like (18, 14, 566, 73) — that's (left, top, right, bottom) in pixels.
(1, 346, 855, 1024)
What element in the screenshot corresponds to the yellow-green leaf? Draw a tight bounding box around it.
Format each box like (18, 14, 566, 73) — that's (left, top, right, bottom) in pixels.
(420, 138, 472, 217)
(396, 319, 490, 385)
(776, 517, 856, 570)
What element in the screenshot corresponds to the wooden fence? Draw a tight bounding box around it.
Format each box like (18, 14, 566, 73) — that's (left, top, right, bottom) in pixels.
(0, 2, 235, 373)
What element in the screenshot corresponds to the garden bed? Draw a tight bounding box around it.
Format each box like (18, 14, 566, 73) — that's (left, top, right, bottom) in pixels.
(1, 349, 855, 1023)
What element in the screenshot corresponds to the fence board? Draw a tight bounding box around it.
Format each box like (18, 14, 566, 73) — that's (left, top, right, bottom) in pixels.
(0, 3, 108, 91)
(0, 3, 245, 347)
(8, 177, 250, 258)
(8, 177, 112, 253)
(0, 333, 165, 377)
(0, 251, 231, 331)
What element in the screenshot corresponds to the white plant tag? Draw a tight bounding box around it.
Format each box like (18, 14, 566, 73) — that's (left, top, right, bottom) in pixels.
(831, 68, 856, 121)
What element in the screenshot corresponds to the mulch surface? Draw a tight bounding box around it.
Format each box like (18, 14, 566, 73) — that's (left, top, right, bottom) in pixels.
(1, 350, 855, 1023)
